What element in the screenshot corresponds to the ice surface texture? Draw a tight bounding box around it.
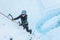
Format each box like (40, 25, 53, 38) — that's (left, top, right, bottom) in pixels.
(36, 9, 60, 34)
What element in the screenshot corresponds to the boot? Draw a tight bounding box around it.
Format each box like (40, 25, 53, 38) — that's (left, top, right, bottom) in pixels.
(29, 30, 32, 34)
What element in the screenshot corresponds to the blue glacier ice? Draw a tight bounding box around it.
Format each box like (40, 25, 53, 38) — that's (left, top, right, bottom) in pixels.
(36, 9, 60, 34)
(0, 0, 60, 40)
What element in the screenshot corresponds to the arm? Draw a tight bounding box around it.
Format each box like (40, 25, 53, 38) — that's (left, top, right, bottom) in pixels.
(13, 15, 21, 20)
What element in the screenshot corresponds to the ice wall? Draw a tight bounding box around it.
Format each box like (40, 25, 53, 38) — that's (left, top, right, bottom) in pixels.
(36, 9, 60, 34)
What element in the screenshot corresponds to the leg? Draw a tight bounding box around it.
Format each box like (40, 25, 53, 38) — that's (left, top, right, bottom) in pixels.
(24, 25, 32, 34)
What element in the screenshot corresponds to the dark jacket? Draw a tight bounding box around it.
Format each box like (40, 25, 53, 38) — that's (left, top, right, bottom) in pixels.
(14, 14, 28, 24)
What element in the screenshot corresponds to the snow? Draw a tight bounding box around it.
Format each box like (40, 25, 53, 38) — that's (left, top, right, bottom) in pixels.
(0, 12, 30, 40)
(0, 0, 60, 40)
